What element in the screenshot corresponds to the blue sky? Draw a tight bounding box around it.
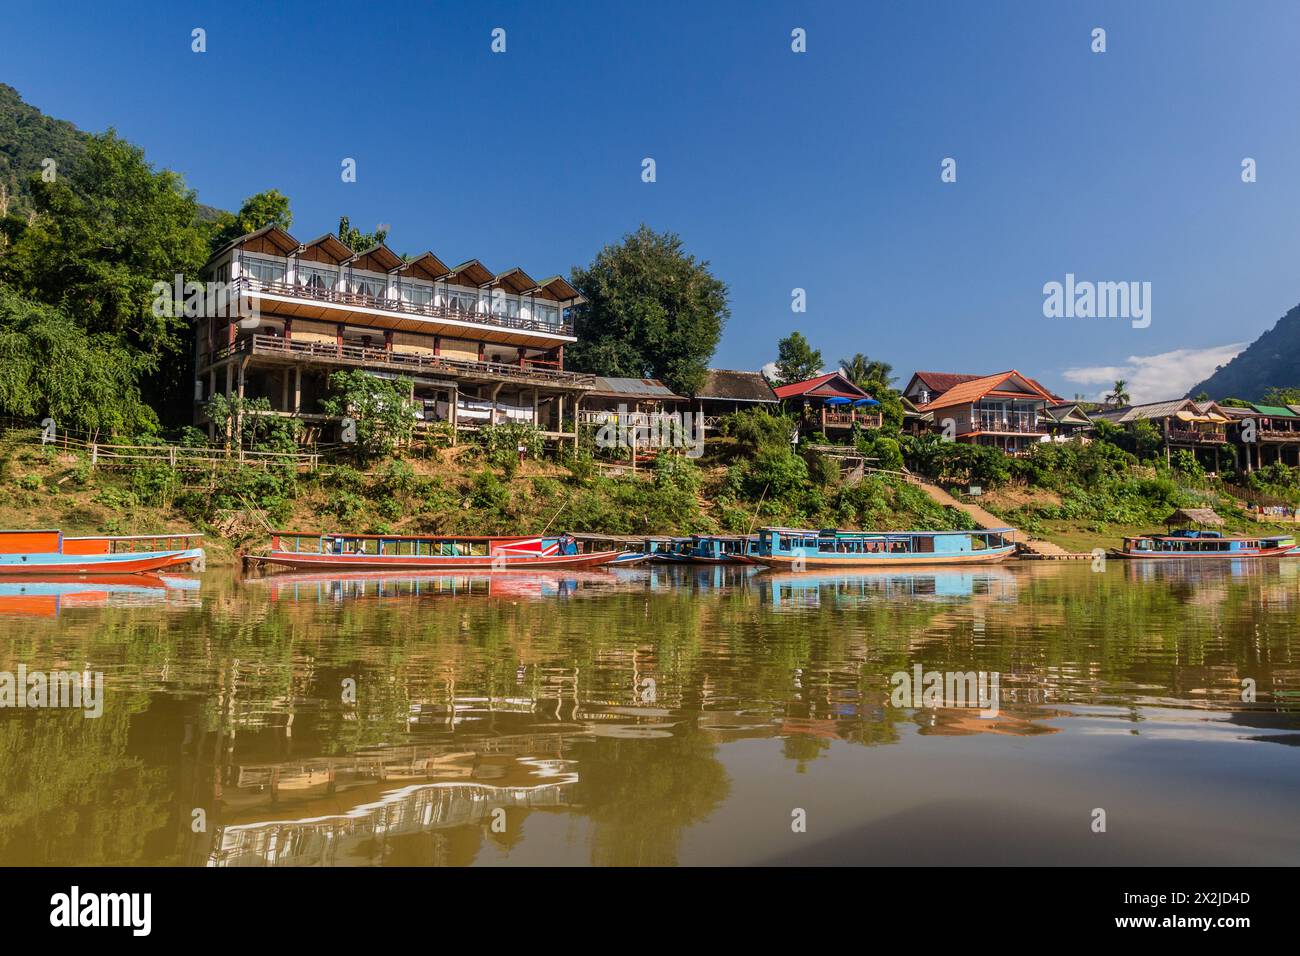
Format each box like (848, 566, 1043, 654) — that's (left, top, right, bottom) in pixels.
(3, 0, 1299, 400)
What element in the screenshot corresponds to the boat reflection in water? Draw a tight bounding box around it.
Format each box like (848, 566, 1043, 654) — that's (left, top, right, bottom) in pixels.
(0, 573, 200, 617)
(247, 570, 621, 604)
(205, 744, 578, 867)
(762, 567, 1018, 609)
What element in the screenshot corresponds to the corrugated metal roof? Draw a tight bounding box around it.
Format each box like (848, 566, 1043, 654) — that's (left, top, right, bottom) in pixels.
(1092, 399, 1195, 423)
(1252, 404, 1298, 418)
(589, 377, 682, 399)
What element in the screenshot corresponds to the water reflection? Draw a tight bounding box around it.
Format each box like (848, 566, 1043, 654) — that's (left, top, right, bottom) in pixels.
(0, 573, 199, 618)
(2, 562, 1299, 866)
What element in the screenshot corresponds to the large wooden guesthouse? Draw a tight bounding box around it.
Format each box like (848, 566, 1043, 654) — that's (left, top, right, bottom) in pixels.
(195, 225, 593, 445)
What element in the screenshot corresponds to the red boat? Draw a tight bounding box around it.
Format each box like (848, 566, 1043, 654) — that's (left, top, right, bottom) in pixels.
(246, 532, 621, 572)
(0, 530, 205, 575)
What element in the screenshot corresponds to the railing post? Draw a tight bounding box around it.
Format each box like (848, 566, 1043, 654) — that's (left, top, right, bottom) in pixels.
(90, 442, 97, 467)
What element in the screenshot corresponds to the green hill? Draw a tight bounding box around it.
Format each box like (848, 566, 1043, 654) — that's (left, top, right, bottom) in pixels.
(0, 83, 222, 221)
(0, 84, 86, 216)
(1187, 302, 1300, 401)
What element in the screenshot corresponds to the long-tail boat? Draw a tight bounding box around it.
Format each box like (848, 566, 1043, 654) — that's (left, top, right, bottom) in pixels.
(246, 532, 621, 572)
(0, 530, 205, 575)
(749, 527, 1018, 569)
(1109, 529, 1296, 559)
(683, 535, 760, 564)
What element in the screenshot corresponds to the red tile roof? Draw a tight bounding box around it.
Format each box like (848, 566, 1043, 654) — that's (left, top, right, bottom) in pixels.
(916, 370, 1057, 411)
(772, 372, 871, 400)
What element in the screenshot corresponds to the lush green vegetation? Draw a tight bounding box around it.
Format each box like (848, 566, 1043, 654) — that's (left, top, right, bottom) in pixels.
(567, 224, 729, 396)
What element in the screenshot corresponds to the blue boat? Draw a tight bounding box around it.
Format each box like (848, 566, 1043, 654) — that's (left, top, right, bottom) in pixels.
(750, 527, 1018, 569)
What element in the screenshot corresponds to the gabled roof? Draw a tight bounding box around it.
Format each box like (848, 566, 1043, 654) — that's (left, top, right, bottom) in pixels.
(1042, 402, 1093, 425)
(208, 223, 299, 262)
(1091, 399, 1230, 425)
(906, 369, 1062, 404)
(351, 243, 404, 273)
(772, 371, 871, 401)
(695, 369, 779, 403)
(299, 233, 353, 264)
(445, 259, 495, 286)
(491, 267, 538, 295)
(535, 275, 583, 302)
(907, 371, 984, 397)
(916, 371, 1056, 411)
(396, 251, 452, 281)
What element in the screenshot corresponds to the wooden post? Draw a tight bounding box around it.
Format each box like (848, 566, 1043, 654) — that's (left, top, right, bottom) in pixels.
(293, 367, 302, 414)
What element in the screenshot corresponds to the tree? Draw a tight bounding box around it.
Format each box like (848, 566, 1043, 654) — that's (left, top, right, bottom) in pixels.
(0, 288, 154, 435)
(210, 189, 293, 252)
(318, 370, 417, 460)
(337, 215, 388, 252)
(773, 331, 822, 386)
(840, 353, 894, 390)
(1106, 379, 1131, 406)
(567, 224, 728, 395)
(0, 131, 209, 423)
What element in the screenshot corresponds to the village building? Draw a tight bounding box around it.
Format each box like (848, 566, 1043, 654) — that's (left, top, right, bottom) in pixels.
(691, 369, 780, 427)
(902, 370, 1061, 455)
(1090, 398, 1231, 469)
(1216, 402, 1300, 469)
(1040, 402, 1094, 441)
(195, 225, 593, 446)
(772, 372, 882, 435)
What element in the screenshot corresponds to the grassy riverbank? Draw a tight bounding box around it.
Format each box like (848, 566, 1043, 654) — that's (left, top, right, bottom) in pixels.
(5, 421, 1298, 567)
(0, 432, 978, 566)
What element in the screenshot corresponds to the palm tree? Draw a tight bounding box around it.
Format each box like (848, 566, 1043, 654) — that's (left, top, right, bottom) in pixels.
(840, 354, 895, 391)
(1106, 379, 1131, 406)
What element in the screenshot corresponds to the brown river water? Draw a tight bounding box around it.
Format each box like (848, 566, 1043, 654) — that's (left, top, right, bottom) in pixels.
(1, 560, 1297, 866)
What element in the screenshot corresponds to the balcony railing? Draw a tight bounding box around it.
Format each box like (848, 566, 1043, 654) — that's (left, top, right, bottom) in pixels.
(1256, 429, 1300, 442)
(1168, 428, 1226, 445)
(231, 276, 575, 337)
(812, 409, 883, 429)
(218, 334, 595, 388)
(974, 415, 1044, 435)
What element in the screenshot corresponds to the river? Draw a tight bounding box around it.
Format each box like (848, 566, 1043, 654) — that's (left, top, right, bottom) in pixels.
(1, 560, 1297, 866)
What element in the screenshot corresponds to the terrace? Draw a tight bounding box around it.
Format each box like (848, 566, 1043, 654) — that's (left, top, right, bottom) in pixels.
(231, 275, 575, 341)
(218, 333, 596, 390)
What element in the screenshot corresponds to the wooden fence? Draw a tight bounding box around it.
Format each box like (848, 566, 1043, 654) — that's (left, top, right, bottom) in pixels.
(0, 418, 320, 472)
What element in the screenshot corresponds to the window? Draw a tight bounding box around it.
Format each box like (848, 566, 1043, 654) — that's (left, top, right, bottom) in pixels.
(534, 302, 559, 326)
(445, 287, 481, 314)
(298, 264, 336, 293)
(401, 282, 434, 308)
(242, 256, 286, 285)
(352, 273, 387, 299)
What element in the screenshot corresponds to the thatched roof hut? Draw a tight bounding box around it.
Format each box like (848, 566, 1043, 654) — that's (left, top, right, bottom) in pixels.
(1165, 507, 1225, 528)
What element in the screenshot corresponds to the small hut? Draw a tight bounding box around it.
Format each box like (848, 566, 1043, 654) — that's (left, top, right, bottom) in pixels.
(1165, 507, 1225, 529)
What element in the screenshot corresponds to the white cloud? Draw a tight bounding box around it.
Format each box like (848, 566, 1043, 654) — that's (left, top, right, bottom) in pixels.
(1062, 343, 1247, 404)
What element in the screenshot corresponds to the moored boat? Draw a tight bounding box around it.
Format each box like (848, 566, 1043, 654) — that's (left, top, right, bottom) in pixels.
(683, 534, 760, 564)
(0, 530, 205, 575)
(749, 527, 1018, 569)
(1109, 529, 1296, 559)
(246, 532, 621, 572)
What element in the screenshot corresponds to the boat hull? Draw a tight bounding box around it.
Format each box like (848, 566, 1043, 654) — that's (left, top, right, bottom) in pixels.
(247, 549, 623, 572)
(0, 550, 189, 575)
(751, 545, 1017, 569)
(1108, 546, 1294, 560)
